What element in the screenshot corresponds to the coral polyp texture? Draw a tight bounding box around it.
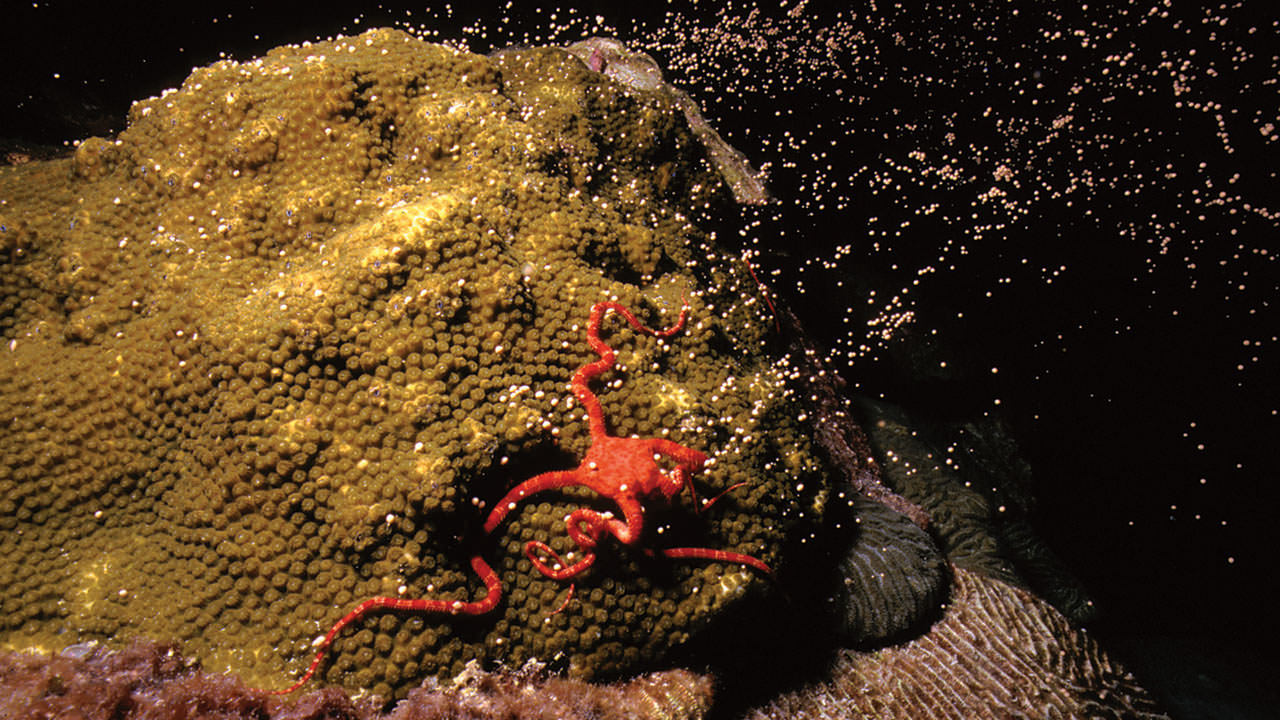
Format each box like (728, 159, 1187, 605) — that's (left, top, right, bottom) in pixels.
(0, 29, 823, 700)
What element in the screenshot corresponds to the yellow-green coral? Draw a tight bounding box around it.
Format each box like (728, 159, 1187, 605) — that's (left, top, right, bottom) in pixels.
(0, 29, 822, 700)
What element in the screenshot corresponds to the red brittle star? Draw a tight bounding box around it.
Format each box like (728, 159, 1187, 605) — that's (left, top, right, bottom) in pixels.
(481, 299, 772, 592)
(267, 299, 769, 695)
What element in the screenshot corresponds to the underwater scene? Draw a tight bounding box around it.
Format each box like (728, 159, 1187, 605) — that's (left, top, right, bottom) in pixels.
(1, 2, 1275, 719)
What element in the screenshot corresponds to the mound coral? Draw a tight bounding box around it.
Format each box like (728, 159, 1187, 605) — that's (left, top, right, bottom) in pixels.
(0, 29, 826, 700)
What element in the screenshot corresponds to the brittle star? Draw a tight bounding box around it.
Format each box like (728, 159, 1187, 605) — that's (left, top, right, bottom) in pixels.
(267, 299, 769, 695)
(481, 300, 772, 599)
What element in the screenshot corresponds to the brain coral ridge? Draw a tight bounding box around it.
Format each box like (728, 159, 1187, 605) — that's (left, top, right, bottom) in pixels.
(0, 29, 827, 701)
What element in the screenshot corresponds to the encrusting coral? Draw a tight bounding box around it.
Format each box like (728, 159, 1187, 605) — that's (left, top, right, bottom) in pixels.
(0, 28, 829, 701)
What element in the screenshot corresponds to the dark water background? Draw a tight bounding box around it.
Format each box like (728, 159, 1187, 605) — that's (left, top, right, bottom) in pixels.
(3, 2, 1277, 717)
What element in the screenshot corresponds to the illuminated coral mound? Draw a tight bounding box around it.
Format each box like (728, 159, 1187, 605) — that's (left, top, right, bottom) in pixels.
(0, 29, 826, 699)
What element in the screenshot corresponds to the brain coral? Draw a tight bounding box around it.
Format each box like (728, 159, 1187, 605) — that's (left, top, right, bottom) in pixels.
(742, 565, 1168, 720)
(0, 29, 828, 700)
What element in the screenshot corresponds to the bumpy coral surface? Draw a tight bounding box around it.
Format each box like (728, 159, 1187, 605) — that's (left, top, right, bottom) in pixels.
(0, 29, 826, 700)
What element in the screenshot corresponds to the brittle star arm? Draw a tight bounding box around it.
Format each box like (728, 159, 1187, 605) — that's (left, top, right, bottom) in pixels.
(529, 501, 774, 580)
(574, 301, 689, 437)
(644, 437, 745, 512)
(268, 554, 501, 695)
(525, 494, 645, 580)
(658, 546, 773, 575)
(483, 469, 583, 534)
